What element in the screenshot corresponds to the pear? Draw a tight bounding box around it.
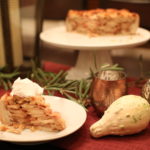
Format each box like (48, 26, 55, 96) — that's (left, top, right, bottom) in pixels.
(90, 95, 150, 138)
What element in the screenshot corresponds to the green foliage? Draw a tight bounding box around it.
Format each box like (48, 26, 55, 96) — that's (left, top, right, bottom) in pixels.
(100, 64, 124, 71)
(0, 60, 91, 108)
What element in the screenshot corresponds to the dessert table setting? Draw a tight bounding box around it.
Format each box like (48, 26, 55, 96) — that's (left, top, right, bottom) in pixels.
(0, 7, 150, 150)
(0, 61, 150, 150)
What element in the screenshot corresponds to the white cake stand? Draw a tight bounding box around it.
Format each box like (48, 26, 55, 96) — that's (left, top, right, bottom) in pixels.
(40, 25, 150, 80)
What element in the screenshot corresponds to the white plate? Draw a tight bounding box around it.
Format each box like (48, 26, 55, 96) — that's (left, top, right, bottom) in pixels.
(0, 96, 87, 144)
(40, 25, 150, 50)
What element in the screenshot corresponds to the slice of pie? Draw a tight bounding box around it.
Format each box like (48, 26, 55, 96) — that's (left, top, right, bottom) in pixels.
(0, 78, 66, 134)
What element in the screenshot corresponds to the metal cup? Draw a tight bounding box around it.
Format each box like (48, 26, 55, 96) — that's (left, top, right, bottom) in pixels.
(90, 70, 127, 117)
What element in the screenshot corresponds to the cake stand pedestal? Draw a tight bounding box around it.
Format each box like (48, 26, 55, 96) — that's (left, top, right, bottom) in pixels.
(66, 50, 112, 80)
(40, 25, 150, 80)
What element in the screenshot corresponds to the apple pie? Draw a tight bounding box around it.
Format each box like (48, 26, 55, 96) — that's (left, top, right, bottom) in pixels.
(0, 78, 66, 134)
(66, 8, 140, 36)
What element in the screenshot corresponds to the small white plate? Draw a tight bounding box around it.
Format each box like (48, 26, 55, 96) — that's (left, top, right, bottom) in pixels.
(0, 96, 87, 144)
(40, 25, 150, 50)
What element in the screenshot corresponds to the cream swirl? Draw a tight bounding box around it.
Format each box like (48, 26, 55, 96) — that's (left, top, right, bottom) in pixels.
(10, 77, 43, 97)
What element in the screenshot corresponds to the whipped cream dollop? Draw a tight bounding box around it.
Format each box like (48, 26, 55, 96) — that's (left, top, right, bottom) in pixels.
(10, 77, 44, 97)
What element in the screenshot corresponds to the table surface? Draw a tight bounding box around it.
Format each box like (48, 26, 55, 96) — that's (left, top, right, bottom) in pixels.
(0, 61, 150, 150)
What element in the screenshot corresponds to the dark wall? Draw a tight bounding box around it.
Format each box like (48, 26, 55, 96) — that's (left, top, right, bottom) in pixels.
(43, 0, 86, 19)
(101, 0, 150, 29)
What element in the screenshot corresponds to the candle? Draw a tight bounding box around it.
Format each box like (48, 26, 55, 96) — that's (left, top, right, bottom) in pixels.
(8, 0, 23, 67)
(0, 11, 6, 67)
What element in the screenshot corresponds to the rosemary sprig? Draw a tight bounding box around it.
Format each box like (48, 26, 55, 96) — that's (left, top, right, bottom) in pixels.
(138, 54, 144, 79)
(0, 60, 91, 108)
(45, 78, 91, 108)
(0, 71, 20, 79)
(0, 70, 20, 90)
(100, 63, 124, 71)
(29, 61, 91, 107)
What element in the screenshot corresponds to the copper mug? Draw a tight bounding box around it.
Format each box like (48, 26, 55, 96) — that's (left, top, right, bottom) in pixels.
(90, 70, 127, 117)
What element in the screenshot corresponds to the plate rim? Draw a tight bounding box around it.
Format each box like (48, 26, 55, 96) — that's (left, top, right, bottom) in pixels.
(0, 95, 87, 143)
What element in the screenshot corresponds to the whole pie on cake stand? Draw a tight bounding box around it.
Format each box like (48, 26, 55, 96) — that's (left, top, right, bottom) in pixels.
(40, 25, 150, 80)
